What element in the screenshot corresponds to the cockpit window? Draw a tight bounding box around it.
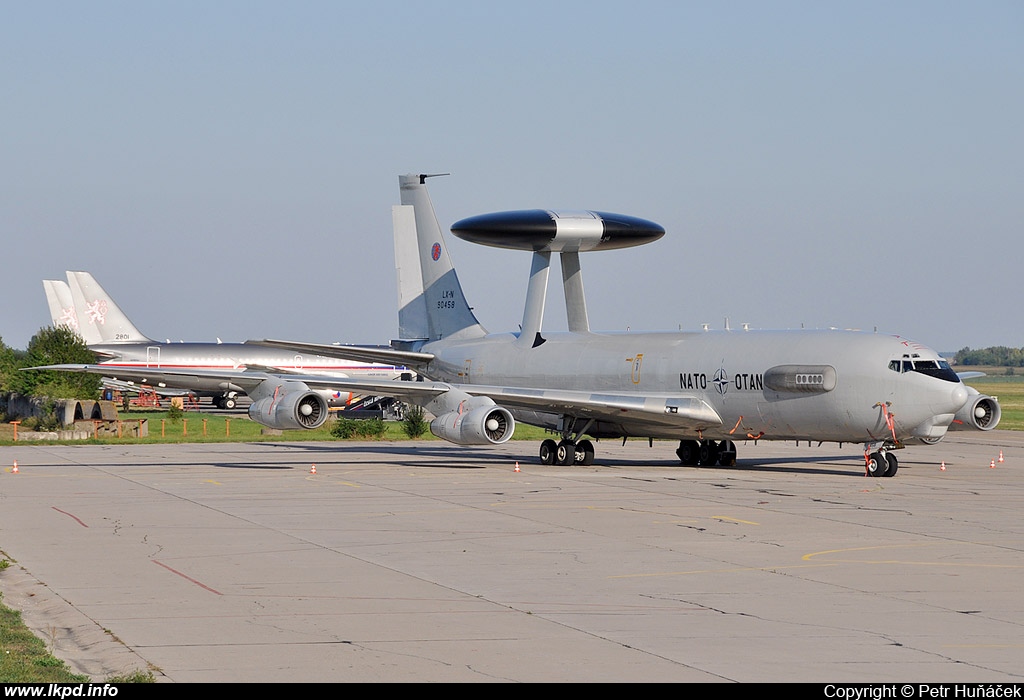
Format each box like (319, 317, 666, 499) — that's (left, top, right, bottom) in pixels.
(913, 359, 959, 382)
(888, 358, 959, 383)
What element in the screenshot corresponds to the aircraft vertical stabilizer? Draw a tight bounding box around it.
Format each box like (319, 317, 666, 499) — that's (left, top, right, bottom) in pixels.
(397, 174, 486, 342)
(44, 279, 105, 344)
(393, 204, 429, 342)
(66, 271, 155, 344)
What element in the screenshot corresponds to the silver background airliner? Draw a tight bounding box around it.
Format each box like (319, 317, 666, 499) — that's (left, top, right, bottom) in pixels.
(42, 271, 409, 408)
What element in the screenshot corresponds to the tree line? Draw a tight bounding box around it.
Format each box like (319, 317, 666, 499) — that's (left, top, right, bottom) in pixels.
(1, 326, 101, 413)
(953, 346, 1024, 367)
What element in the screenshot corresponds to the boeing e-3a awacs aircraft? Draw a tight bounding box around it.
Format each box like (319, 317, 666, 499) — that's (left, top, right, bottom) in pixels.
(254, 174, 1002, 474)
(37, 175, 1001, 474)
(41, 271, 410, 409)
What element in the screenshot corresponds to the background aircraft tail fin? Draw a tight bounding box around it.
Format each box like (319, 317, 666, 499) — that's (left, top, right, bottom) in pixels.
(43, 279, 104, 344)
(66, 271, 155, 344)
(395, 174, 486, 343)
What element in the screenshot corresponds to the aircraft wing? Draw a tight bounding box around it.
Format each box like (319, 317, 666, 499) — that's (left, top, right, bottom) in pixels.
(248, 339, 434, 368)
(259, 373, 723, 431)
(30, 365, 722, 431)
(460, 384, 723, 430)
(957, 371, 986, 381)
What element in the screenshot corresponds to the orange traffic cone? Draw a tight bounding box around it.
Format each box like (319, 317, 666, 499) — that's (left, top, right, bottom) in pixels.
(990, 459, 996, 469)
(11, 460, 18, 474)
(940, 461, 946, 471)
(310, 464, 317, 474)
(998, 451, 1004, 463)
(514, 461, 520, 473)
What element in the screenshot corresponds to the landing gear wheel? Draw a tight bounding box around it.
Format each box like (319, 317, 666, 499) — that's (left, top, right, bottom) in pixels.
(867, 452, 888, 477)
(698, 440, 719, 466)
(223, 396, 237, 410)
(718, 440, 737, 467)
(883, 452, 898, 477)
(539, 439, 558, 465)
(556, 440, 576, 466)
(676, 440, 700, 466)
(576, 439, 595, 466)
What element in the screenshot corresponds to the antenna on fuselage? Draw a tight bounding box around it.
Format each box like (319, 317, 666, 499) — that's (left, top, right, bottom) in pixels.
(450, 209, 665, 347)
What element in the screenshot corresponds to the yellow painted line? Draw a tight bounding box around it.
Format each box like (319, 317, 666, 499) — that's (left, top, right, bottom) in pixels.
(803, 544, 1024, 569)
(303, 475, 361, 487)
(612, 541, 1024, 580)
(816, 560, 1022, 569)
(334, 481, 362, 488)
(609, 562, 839, 579)
(712, 516, 759, 525)
(485, 503, 622, 511)
(203, 479, 222, 485)
(803, 544, 930, 561)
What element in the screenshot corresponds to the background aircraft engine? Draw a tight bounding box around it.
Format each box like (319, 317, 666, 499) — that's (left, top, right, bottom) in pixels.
(949, 388, 1001, 431)
(430, 405, 515, 445)
(248, 390, 328, 430)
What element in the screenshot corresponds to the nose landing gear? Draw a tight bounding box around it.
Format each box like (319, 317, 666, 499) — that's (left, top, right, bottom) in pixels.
(865, 449, 898, 477)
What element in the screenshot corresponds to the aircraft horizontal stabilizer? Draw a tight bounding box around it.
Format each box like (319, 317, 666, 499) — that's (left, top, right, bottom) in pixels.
(27, 364, 261, 396)
(99, 377, 193, 398)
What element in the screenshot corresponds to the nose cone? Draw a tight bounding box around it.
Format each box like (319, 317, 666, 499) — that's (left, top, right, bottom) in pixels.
(911, 383, 970, 441)
(948, 383, 969, 413)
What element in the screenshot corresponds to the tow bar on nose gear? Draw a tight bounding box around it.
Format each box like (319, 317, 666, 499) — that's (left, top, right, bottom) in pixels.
(864, 403, 901, 477)
(877, 402, 898, 442)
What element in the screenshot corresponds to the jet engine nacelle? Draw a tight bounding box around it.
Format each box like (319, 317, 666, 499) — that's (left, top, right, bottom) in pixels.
(949, 387, 1001, 431)
(248, 389, 328, 430)
(430, 404, 515, 445)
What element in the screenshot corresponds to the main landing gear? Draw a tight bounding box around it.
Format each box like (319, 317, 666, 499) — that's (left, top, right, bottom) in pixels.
(865, 449, 898, 477)
(539, 437, 595, 466)
(676, 439, 737, 467)
(539, 417, 598, 466)
(538, 434, 739, 468)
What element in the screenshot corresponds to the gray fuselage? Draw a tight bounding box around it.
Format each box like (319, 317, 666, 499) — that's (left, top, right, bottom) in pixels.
(423, 328, 967, 444)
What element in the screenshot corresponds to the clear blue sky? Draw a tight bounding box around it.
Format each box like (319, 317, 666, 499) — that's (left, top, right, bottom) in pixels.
(3, 1, 1021, 353)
